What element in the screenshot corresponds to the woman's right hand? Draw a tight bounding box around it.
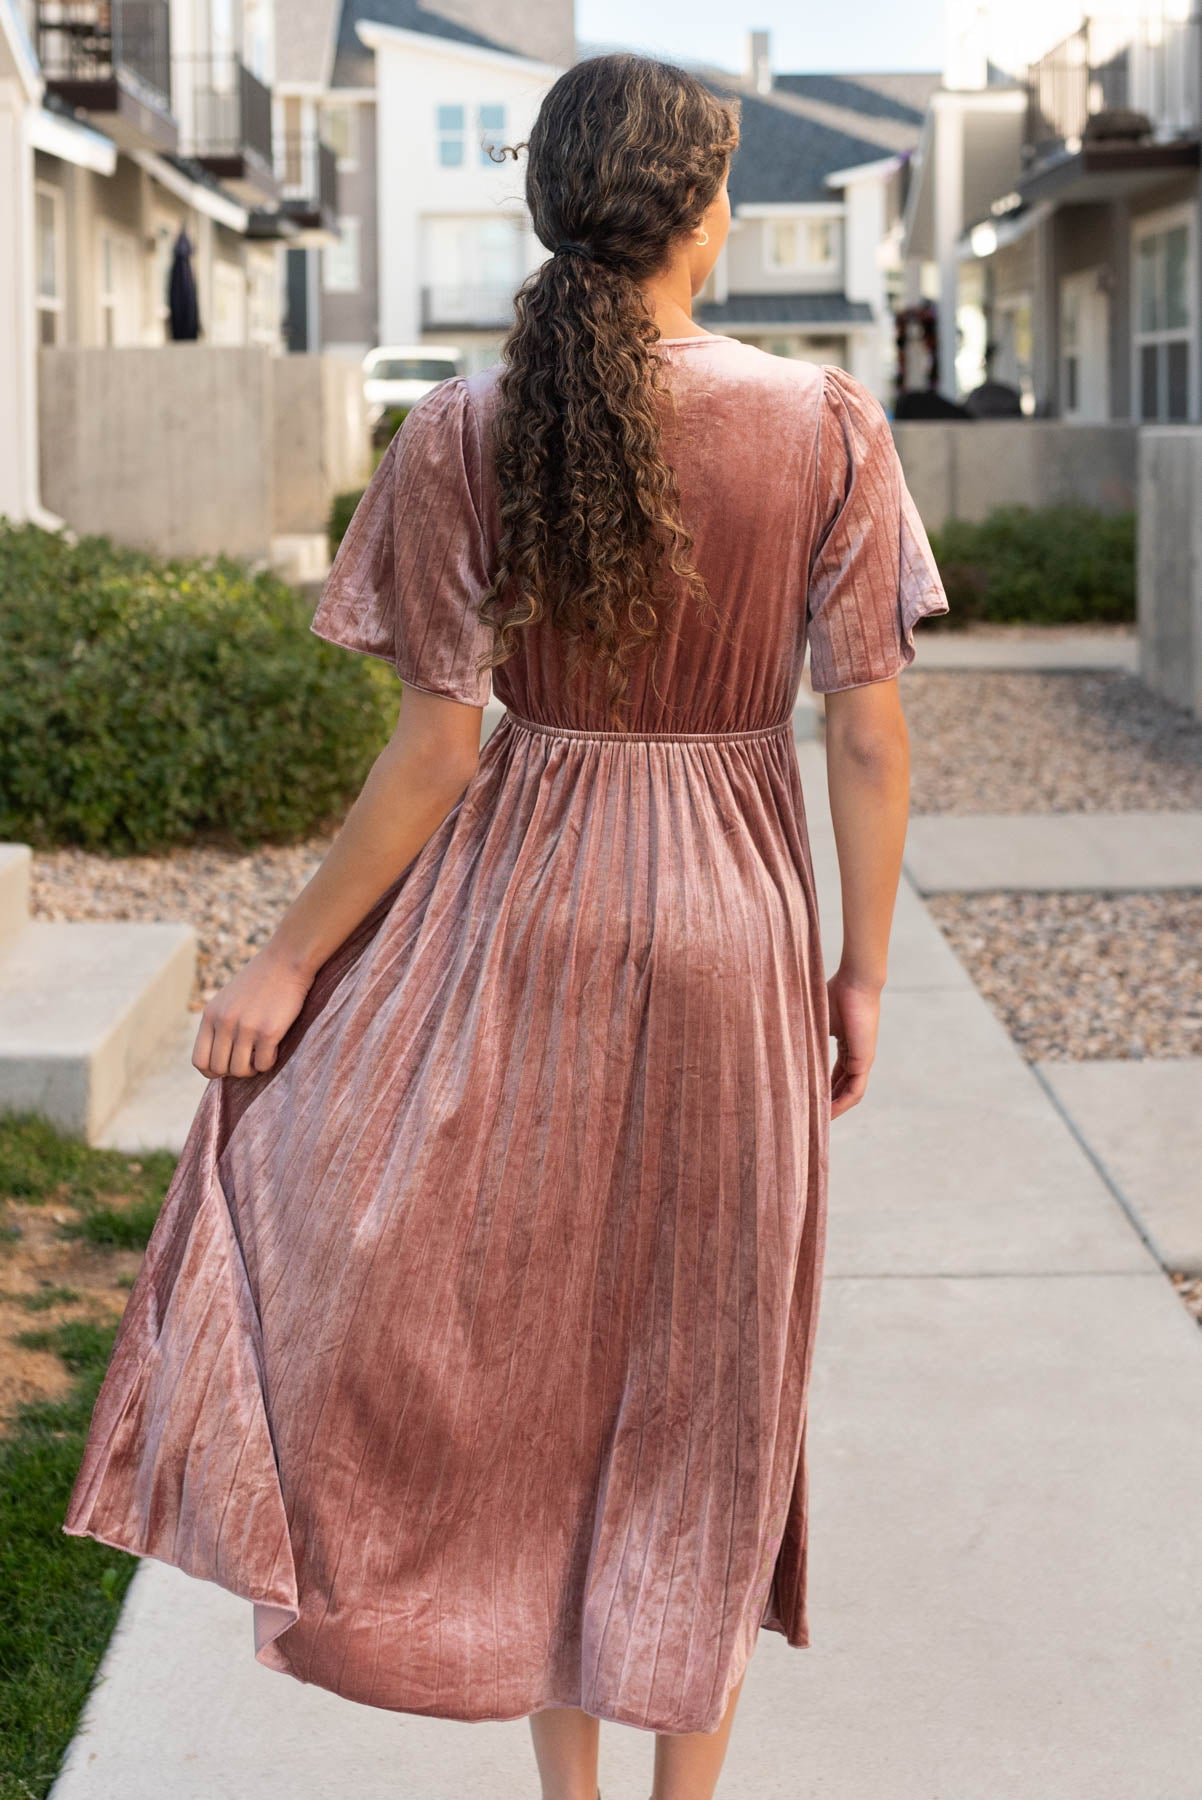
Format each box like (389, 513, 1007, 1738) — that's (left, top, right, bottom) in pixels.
(827, 969, 882, 1119)
(192, 948, 316, 1079)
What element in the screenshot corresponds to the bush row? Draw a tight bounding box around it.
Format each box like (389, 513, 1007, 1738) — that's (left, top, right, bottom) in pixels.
(0, 523, 395, 856)
(2, 500, 1135, 856)
(927, 505, 1135, 627)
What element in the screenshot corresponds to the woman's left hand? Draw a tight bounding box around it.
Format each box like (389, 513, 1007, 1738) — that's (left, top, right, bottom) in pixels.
(191, 949, 316, 1079)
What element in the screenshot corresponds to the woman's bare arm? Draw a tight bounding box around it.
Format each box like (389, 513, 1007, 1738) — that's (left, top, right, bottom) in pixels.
(192, 687, 483, 1079)
(822, 677, 911, 1118)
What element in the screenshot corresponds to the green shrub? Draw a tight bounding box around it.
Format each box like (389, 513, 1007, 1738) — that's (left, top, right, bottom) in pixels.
(0, 522, 396, 855)
(330, 414, 408, 557)
(929, 504, 1135, 626)
(372, 404, 410, 450)
(328, 486, 366, 557)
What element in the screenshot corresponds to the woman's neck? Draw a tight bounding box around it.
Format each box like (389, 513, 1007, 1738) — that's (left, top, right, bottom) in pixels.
(638, 260, 709, 339)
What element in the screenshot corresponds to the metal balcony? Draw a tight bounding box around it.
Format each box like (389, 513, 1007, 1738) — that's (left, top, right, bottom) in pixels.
(421, 284, 517, 331)
(179, 54, 280, 203)
(1025, 13, 1202, 162)
(277, 132, 339, 240)
(36, 0, 177, 153)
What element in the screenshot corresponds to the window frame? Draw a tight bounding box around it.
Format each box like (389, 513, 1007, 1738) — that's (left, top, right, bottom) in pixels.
(477, 102, 506, 165)
(323, 216, 361, 293)
(322, 101, 360, 173)
(765, 214, 841, 274)
(35, 180, 66, 346)
(436, 102, 466, 169)
(1131, 200, 1196, 423)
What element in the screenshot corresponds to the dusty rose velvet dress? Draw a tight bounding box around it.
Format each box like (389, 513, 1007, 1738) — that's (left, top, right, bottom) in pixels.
(63, 337, 948, 1736)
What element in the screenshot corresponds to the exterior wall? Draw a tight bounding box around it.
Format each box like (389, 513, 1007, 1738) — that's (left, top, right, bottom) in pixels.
(32, 146, 283, 351)
(0, 55, 38, 523)
(722, 207, 846, 296)
(40, 345, 276, 559)
(368, 31, 557, 348)
(1138, 427, 1202, 718)
(40, 345, 370, 556)
(893, 419, 1137, 529)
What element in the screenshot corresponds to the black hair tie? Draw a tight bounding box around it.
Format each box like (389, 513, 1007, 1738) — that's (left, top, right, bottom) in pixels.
(554, 240, 594, 260)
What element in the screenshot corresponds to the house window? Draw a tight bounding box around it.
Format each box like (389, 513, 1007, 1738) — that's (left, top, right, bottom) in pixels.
(1134, 211, 1192, 421)
(323, 102, 359, 172)
(478, 103, 505, 164)
(767, 217, 839, 271)
(324, 217, 361, 292)
(437, 104, 465, 168)
(35, 183, 65, 346)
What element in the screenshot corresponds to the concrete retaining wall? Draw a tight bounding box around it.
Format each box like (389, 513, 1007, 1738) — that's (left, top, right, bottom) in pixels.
(1137, 428, 1202, 720)
(893, 421, 1138, 531)
(40, 346, 274, 561)
(39, 346, 370, 563)
(271, 354, 371, 537)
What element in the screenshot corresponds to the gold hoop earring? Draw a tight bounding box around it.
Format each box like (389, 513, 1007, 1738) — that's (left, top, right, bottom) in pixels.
(695, 230, 709, 247)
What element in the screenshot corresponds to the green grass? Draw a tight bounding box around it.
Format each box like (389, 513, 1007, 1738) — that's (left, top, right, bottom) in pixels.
(0, 1316, 140, 1800)
(0, 1112, 174, 1249)
(0, 1115, 176, 1800)
(5, 1288, 81, 1315)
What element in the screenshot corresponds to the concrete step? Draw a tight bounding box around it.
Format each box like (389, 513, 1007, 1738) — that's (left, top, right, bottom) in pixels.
(0, 844, 31, 943)
(0, 919, 196, 1143)
(97, 1012, 210, 1155)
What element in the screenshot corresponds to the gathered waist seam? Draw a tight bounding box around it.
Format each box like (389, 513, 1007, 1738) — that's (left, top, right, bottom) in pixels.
(501, 710, 794, 745)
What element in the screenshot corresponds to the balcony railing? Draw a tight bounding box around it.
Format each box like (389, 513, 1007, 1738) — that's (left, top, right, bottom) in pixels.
(1026, 13, 1202, 159)
(36, 0, 172, 112)
(421, 283, 516, 330)
(180, 53, 273, 170)
(279, 132, 338, 221)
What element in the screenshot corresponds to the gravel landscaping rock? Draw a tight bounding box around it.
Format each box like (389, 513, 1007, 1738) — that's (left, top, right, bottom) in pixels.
(1172, 1273, 1202, 1330)
(904, 671, 1202, 814)
(927, 890, 1202, 1062)
(31, 837, 337, 1008)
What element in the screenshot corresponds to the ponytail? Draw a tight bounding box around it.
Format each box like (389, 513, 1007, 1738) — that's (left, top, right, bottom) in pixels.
(477, 54, 740, 722)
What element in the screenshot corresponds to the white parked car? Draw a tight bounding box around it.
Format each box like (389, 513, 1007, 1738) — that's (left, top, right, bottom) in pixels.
(362, 345, 463, 422)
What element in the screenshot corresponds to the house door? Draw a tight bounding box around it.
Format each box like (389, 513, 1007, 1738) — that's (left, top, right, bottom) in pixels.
(1060, 270, 1110, 421)
(98, 229, 143, 345)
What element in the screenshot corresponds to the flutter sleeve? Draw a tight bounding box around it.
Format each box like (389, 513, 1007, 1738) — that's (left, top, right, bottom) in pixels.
(805, 363, 949, 694)
(309, 375, 494, 706)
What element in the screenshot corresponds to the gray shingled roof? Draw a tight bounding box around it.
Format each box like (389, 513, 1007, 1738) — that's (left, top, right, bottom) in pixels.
(698, 292, 874, 326)
(333, 0, 522, 87)
(772, 71, 939, 128)
(699, 76, 905, 205)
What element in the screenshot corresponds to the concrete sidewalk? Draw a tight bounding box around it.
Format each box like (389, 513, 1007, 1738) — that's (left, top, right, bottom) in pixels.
(50, 742, 1202, 1799)
(904, 809, 1202, 893)
(909, 628, 1138, 672)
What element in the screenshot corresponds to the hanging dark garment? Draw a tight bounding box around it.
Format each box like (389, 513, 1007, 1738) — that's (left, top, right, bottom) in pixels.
(168, 230, 200, 341)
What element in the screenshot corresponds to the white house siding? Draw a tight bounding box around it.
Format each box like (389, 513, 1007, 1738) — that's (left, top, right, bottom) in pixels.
(363, 23, 560, 364)
(0, 30, 38, 522)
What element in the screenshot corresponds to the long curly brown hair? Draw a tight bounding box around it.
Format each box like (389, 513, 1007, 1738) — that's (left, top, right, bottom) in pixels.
(477, 55, 741, 722)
